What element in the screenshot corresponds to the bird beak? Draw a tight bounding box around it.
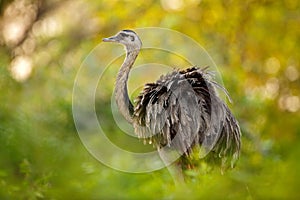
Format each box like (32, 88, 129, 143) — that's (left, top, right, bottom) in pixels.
(102, 35, 118, 42)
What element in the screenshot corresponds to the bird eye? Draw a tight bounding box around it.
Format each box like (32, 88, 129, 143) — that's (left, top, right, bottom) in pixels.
(120, 33, 128, 37)
(130, 36, 135, 41)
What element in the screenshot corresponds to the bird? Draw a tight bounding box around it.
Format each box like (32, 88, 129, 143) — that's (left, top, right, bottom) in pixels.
(103, 29, 241, 181)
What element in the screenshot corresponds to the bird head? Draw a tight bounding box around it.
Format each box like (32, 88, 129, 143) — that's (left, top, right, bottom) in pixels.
(102, 29, 142, 51)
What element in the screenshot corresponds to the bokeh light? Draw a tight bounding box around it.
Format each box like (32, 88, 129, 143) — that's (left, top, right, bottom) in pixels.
(10, 56, 33, 82)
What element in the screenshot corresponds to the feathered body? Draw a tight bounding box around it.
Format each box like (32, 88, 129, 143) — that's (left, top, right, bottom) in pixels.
(133, 67, 241, 168)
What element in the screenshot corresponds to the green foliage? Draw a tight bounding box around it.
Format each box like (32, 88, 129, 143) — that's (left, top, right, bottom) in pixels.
(1, 0, 300, 199)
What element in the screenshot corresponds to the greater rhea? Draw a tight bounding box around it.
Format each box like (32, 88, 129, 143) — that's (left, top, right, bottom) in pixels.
(103, 29, 241, 181)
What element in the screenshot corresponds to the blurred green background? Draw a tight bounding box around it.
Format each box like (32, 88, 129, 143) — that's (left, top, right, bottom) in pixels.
(1, 0, 300, 199)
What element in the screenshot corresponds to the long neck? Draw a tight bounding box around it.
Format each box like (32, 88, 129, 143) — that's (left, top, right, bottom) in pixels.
(115, 48, 139, 123)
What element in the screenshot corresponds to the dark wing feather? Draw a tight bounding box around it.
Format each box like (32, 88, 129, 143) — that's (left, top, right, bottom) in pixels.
(133, 67, 241, 168)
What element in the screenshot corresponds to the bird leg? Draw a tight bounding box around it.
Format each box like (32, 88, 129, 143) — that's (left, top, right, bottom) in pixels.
(158, 148, 185, 185)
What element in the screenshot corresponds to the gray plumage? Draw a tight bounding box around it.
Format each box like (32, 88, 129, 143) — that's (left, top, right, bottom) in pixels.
(103, 30, 241, 170)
